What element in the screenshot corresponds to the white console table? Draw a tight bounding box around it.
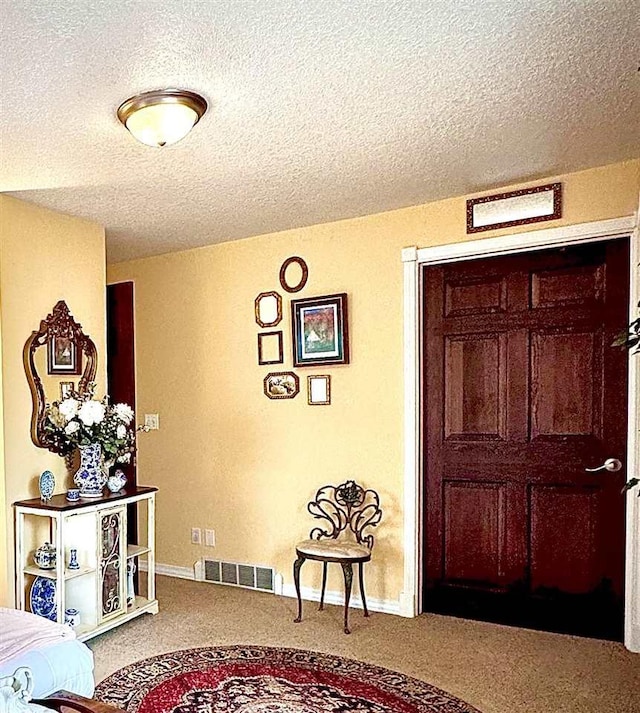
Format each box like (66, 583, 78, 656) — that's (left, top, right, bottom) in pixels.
(14, 486, 158, 641)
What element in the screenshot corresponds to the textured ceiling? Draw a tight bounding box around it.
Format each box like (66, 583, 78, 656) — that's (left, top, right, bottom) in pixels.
(1, 1, 638, 263)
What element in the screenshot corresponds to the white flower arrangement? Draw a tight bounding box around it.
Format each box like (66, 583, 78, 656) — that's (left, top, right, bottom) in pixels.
(44, 382, 136, 466)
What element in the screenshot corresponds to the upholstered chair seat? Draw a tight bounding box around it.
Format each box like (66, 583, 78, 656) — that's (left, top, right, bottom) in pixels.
(295, 539, 371, 560)
(293, 480, 382, 634)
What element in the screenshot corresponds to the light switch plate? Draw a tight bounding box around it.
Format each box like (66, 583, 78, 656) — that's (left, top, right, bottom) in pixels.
(145, 413, 160, 430)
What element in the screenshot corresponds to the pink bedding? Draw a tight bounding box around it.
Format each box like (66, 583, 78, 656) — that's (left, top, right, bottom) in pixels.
(0, 607, 75, 666)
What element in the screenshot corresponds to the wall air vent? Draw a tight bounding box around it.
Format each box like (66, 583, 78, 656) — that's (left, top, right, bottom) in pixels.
(202, 558, 275, 593)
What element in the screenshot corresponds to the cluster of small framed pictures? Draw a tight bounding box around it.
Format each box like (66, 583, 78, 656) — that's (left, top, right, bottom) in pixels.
(256, 256, 349, 405)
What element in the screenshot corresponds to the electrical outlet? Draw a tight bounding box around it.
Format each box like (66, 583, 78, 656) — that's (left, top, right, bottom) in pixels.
(205, 529, 215, 547)
(191, 527, 201, 545)
(145, 413, 160, 430)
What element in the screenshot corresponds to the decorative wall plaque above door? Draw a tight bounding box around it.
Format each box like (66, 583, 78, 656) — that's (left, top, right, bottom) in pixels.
(466, 182, 562, 233)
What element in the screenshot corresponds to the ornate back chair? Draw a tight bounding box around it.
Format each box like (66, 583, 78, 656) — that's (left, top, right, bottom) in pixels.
(293, 480, 382, 634)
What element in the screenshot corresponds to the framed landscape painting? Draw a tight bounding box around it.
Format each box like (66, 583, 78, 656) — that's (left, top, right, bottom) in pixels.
(291, 293, 349, 367)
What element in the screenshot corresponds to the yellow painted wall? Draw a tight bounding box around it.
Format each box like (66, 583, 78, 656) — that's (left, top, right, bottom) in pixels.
(108, 160, 639, 605)
(0, 195, 106, 606)
(0, 300, 6, 605)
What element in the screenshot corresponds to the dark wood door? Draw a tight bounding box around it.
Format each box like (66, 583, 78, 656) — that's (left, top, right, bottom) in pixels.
(107, 282, 137, 543)
(422, 238, 630, 640)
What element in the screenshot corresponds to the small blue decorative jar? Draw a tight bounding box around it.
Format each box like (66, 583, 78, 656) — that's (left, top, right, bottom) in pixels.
(107, 469, 127, 493)
(64, 608, 80, 628)
(33, 542, 57, 569)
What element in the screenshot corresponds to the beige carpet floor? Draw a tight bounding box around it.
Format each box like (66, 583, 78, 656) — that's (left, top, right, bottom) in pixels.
(89, 576, 640, 713)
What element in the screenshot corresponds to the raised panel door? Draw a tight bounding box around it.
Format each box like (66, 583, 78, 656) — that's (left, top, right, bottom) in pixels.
(423, 238, 629, 639)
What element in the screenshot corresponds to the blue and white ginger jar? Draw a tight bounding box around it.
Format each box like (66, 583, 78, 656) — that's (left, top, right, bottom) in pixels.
(33, 542, 57, 569)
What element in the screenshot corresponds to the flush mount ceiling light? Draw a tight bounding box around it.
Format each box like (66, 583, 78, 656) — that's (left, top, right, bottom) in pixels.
(117, 89, 208, 147)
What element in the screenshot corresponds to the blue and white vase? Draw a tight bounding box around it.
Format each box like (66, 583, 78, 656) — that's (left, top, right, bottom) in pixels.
(68, 548, 80, 570)
(73, 443, 107, 498)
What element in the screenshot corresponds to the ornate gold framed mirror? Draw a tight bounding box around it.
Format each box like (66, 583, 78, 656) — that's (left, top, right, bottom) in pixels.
(23, 300, 97, 452)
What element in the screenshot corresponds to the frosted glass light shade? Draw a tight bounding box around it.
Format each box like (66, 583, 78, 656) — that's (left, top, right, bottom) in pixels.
(117, 89, 207, 148)
(124, 103, 197, 147)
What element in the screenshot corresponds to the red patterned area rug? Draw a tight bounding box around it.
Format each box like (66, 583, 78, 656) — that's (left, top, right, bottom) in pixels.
(95, 645, 481, 713)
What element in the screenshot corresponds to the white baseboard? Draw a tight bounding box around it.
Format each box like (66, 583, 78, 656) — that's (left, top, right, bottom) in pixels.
(139, 561, 194, 580)
(142, 561, 400, 615)
(280, 582, 400, 615)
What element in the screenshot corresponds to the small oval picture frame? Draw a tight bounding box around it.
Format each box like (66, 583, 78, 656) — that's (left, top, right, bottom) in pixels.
(255, 291, 283, 328)
(279, 256, 309, 293)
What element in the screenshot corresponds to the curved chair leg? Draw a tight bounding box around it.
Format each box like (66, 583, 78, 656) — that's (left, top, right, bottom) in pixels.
(341, 562, 353, 634)
(319, 562, 328, 611)
(293, 555, 306, 623)
(358, 562, 370, 617)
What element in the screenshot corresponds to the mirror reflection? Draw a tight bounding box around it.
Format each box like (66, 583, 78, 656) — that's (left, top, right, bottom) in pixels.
(23, 300, 97, 453)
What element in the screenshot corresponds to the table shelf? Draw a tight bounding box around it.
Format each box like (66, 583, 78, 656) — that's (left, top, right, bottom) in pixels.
(23, 564, 96, 581)
(126, 544, 150, 558)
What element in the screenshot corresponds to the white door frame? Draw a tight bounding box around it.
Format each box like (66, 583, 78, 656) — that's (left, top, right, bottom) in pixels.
(401, 214, 640, 652)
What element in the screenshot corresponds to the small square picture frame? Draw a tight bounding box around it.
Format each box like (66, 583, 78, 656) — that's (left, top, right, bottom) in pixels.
(257, 331, 284, 365)
(307, 375, 331, 405)
(59, 381, 75, 400)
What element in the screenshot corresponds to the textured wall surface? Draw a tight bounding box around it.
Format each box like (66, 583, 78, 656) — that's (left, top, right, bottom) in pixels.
(2, 1, 638, 262)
